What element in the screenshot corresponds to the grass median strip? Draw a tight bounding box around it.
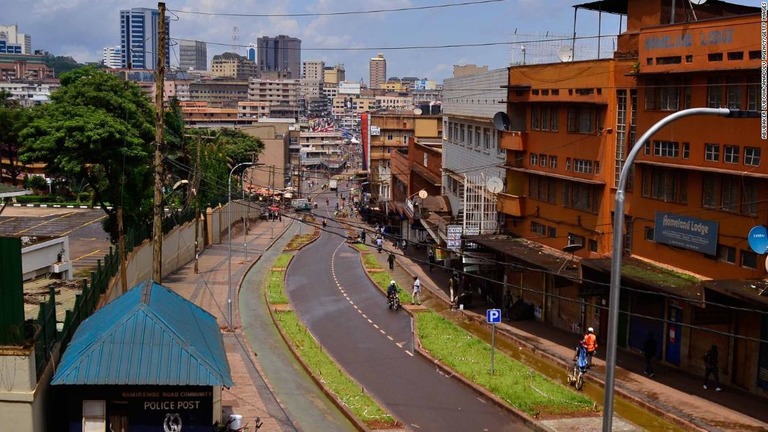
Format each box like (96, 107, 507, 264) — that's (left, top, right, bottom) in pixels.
(416, 310, 593, 417)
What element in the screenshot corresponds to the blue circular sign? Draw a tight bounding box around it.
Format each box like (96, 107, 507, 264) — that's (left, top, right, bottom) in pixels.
(748, 226, 768, 254)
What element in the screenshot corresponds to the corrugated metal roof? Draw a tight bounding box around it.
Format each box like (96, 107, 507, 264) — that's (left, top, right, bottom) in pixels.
(52, 280, 232, 387)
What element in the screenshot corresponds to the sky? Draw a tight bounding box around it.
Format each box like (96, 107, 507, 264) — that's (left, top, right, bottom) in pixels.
(4, 0, 760, 84)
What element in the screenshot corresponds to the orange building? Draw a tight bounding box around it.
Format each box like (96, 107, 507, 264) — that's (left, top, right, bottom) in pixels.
(493, 0, 766, 393)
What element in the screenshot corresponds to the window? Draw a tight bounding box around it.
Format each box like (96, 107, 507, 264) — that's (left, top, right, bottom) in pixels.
(644, 226, 655, 241)
(562, 182, 597, 212)
(615, 89, 628, 187)
(540, 154, 547, 167)
(550, 107, 559, 131)
(645, 78, 690, 111)
(717, 245, 736, 264)
(387, 133, 394, 141)
(468, 127, 473, 145)
(460, 125, 465, 142)
(475, 127, 481, 147)
(641, 167, 687, 204)
(549, 155, 557, 169)
(744, 147, 761, 166)
(483, 128, 490, 150)
(707, 78, 723, 108)
(594, 161, 600, 174)
(530, 153, 538, 166)
(548, 227, 557, 238)
(567, 233, 585, 247)
(573, 159, 593, 174)
(653, 140, 679, 157)
(567, 106, 600, 133)
(588, 239, 598, 252)
(721, 176, 738, 211)
(747, 77, 760, 111)
(705, 143, 719, 161)
(528, 175, 557, 204)
(682, 143, 690, 159)
(742, 179, 758, 216)
(741, 250, 758, 269)
(566, 158, 572, 171)
(532, 106, 541, 130)
(531, 221, 546, 236)
(703, 175, 758, 216)
(724, 145, 739, 164)
(726, 77, 742, 109)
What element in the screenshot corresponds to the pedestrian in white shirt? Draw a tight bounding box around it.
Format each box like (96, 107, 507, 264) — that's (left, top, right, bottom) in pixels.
(412, 276, 421, 305)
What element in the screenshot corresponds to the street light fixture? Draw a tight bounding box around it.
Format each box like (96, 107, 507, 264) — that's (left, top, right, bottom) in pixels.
(227, 162, 253, 331)
(603, 108, 757, 431)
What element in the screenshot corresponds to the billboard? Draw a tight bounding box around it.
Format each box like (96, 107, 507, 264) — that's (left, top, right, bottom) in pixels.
(654, 212, 718, 256)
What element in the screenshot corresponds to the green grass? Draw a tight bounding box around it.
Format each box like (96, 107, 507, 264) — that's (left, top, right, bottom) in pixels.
(266, 271, 289, 304)
(274, 311, 396, 428)
(352, 243, 368, 252)
(416, 311, 593, 416)
(362, 253, 382, 269)
(273, 253, 292, 268)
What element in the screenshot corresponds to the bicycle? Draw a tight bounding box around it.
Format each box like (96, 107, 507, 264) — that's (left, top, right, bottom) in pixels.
(566, 363, 586, 390)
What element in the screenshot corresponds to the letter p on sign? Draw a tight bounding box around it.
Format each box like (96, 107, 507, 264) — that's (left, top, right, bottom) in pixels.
(487, 308, 501, 324)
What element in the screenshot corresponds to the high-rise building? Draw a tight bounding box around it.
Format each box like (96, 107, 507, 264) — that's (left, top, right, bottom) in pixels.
(369, 53, 386, 90)
(302, 60, 324, 80)
(0, 25, 31, 54)
(102, 46, 123, 68)
(256, 35, 301, 78)
(211, 52, 258, 80)
(246, 44, 256, 63)
(323, 63, 345, 85)
(179, 40, 207, 71)
(119, 7, 170, 69)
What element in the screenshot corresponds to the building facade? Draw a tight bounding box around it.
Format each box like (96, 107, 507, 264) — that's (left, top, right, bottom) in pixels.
(179, 40, 207, 71)
(211, 52, 257, 80)
(102, 46, 122, 69)
(302, 60, 324, 80)
(0, 24, 31, 54)
(369, 53, 386, 90)
(256, 35, 301, 78)
(119, 7, 170, 69)
(323, 63, 345, 85)
(248, 77, 301, 120)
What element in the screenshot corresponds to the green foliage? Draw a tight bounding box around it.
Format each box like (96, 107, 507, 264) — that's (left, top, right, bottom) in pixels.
(0, 105, 33, 185)
(19, 66, 155, 242)
(416, 311, 593, 416)
(266, 271, 289, 304)
(24, 175, 48, 192)
(274, 311, 396, 426)
(362, 253, 382, 269)
(42, 53, 85, 76)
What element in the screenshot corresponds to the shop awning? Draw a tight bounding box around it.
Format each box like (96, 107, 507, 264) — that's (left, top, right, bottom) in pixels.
(581, 256, 704, 302)
(701, 279, 768, 307)
(465, 234, 581, 280)
(52, 280, 233, 387)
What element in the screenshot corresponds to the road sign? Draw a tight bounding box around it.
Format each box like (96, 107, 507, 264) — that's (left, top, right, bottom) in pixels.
(748, 225, 768, 253)
(486, 308, 502, 324)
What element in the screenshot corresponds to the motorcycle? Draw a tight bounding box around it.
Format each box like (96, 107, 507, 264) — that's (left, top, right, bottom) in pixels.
(387, 292, 401, 311)
(322, 219, 327, 228)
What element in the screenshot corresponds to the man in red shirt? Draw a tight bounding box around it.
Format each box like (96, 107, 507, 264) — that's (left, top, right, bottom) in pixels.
(583, 327, 598, 367)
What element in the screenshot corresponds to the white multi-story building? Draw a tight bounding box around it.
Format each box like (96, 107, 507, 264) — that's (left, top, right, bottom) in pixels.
(248, 77, 301, 119)
(102, 46, 122, 69)
(442, 67, 507, 235)
(0, 25, 31, 54)
(302, 60, 324, 80)
(0, 81, 58, 106)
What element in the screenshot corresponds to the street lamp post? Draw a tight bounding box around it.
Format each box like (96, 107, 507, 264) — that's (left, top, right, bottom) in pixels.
(603, 107, 755, 431)
(227, 162, 253, 331)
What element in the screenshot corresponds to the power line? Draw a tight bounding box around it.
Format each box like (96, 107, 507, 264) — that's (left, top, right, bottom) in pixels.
(169, 0, 505, 18)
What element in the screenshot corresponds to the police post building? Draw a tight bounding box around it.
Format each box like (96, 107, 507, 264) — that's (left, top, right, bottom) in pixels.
(51, 281, 232, 431)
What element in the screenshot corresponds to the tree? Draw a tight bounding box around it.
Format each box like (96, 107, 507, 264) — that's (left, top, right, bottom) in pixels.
(19, 66, 155, 241)
(0, 105, 31, 185)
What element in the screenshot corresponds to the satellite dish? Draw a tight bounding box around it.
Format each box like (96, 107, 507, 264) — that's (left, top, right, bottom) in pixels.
(690, 0, 707, 4)
(563, 243, 583, 253)
(492, 112, 511, 131)
(413, 108, 423, 115)
(418, 189, 428, 199)
(748, 225, 768, 254)
(486, 176, 503, 194)
(557, 46, 574, 62)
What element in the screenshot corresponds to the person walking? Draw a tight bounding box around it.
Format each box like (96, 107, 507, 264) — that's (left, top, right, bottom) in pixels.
(583, 327, 598, 368)
(703, 345, 721, 391)
(449, 276, 456, 304)
(428, 248, 435, 273)
(401, 239, 407, 251)
(412, 276, 422, 305)
(387, 252, 395, 270)
(376, 236, 383, 253)
(642, 331, 657, 377)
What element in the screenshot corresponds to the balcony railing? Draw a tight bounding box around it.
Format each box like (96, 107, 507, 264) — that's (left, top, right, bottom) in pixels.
(499, 130, 526, 151)
(497, 192, 524, 217)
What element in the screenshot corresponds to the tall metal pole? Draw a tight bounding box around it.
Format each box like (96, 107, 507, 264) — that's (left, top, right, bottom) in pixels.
(228, 162, 253, 331)
(603, 107, 732, 431)
(151, 2, 166, 283)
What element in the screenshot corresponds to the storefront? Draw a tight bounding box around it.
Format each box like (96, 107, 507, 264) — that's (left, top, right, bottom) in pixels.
(52, 281, 232, 431)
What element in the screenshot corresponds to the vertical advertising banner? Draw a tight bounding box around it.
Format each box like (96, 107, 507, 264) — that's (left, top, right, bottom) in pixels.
(361, 112, 370, 172)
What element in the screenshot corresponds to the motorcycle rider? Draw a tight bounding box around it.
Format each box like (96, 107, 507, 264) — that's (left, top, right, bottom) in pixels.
(322, 218, 327, 227)
(387, 280, 399, 307)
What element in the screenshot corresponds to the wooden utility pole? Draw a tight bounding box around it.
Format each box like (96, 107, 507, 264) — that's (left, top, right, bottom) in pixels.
(193, 134, 202, 274)
(118, 207, 128, 292)
(151, 1, 166, 283)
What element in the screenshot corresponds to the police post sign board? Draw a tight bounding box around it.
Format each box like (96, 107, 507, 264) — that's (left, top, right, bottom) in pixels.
(486, 309, 501, 324)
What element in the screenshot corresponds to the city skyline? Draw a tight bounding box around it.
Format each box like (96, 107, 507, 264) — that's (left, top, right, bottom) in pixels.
(5, 0, 759, 83)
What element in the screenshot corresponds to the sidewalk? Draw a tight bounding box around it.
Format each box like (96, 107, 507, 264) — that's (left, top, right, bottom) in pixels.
(358, 227, 768, 431)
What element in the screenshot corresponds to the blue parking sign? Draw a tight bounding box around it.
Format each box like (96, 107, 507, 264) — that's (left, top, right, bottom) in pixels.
(486, 308, 501, 324)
